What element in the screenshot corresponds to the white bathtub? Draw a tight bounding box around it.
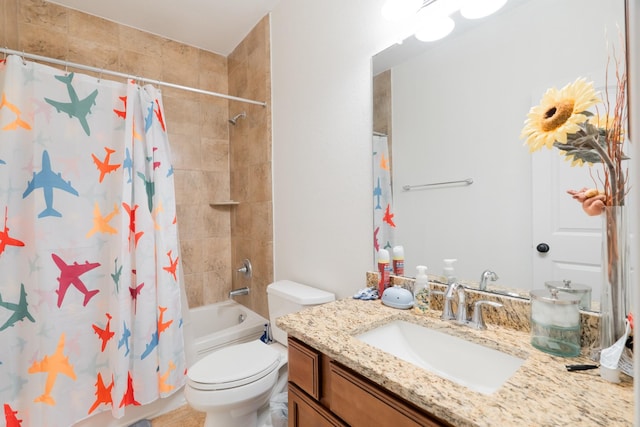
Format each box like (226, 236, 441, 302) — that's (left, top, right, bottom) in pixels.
(75, 300, 269, 427)
(190, 299, 269, 362)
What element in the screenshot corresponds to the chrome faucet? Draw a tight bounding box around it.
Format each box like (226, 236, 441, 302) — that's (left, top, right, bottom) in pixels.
(469, 300, 503, 329)
(441, 281, 504, 329)
(479, 269, 499, 290)
(442, 281, 467, 323)
(229, 286, 250, 298)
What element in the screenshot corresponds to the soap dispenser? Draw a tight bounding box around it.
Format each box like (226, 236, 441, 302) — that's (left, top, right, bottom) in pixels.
(414, 265, 429, 312)
(443, 258, 457, 284)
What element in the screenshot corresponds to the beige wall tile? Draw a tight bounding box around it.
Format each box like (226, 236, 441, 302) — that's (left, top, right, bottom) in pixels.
(199, 50, 228, 93)
(179, 237, 202, 276)
(201, 137, 229, 173)
(203, 270, 232, 304)
(204, 170, 230, 202)
(168, 133, 202, 171)
(2, 0, 19, 48)
(119, 26, 163, 57)
(19, 0, 67, 30)
(183, 272, 203, 307)
(248, 162, 272, 202)
(117, 48, 164, 81)
(18, 21, 68, 58)
(200, 98, 230, 140)
(161, 39, 199, 88)
(68, 10, 118, 47)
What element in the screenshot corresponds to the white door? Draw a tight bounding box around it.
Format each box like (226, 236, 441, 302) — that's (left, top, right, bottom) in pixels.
(531, 148, 603, 303)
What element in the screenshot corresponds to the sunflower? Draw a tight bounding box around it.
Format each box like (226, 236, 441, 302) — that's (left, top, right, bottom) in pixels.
(520, 77, 600, 152)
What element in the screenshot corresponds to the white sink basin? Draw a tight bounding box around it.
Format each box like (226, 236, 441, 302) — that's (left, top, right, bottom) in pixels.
(356, 320, 525, 395)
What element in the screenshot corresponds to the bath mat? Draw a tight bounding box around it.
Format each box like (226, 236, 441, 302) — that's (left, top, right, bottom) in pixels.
(128, 420, 152, 427)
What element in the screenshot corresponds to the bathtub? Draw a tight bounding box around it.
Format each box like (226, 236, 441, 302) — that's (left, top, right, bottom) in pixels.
(75, 300, 269, 427)
(190, 299, 270, 362)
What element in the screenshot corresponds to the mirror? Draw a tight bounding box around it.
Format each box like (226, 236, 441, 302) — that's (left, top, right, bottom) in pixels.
(372, 0, 629, 310)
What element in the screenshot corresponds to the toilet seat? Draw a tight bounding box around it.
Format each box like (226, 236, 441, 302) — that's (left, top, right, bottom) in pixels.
(187, 340, 281, 391)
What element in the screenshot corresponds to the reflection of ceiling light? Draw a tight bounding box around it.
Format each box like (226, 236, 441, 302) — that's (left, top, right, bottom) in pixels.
(415, 14, 455, 42)
(460, 0, 508, 19)
(381, 0, 508, 42)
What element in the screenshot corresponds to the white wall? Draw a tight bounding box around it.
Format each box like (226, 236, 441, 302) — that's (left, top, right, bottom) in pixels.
(270, 0, 399, 297)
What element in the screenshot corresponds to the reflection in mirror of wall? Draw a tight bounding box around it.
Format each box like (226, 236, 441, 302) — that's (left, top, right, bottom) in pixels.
(372, 0, 634, 311)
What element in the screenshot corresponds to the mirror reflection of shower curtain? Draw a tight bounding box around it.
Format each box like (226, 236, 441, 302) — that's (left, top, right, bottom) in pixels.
(0, 55, 186, 426)
(372, 134, 395, 256)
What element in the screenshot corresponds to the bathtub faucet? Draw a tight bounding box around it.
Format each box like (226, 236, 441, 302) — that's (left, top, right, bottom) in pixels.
(229, 287, 250, 298)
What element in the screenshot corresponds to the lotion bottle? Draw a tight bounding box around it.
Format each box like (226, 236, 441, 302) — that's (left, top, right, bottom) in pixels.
(414, 265, 429, 312)
(377, 249, 390, 297)
(392, 245, 405, 276)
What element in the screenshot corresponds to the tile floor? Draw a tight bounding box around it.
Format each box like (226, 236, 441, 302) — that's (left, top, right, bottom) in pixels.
(150, 405, 205, 427)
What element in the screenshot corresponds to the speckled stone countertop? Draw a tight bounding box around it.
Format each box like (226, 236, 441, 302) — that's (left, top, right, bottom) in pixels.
(277, 298, 633, 427)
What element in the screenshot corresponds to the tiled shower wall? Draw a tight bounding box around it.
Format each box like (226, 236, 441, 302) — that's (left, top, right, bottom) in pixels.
(228, 17, 273, 318)
(0, 0, 273, 316)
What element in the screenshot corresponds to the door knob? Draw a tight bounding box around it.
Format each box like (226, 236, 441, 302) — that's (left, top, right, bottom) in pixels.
(536, 243, 550, 253)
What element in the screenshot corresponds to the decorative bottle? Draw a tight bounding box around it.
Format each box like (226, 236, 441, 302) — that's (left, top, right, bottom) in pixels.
(414, 265, 429, 312)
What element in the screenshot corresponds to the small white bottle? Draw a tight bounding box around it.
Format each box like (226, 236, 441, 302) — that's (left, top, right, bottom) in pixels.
(414, 265, 429, 312)
(443, 258, 457, 284)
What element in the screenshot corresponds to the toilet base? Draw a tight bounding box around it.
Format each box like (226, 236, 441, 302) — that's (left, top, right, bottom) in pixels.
(203, 409, 258, 427)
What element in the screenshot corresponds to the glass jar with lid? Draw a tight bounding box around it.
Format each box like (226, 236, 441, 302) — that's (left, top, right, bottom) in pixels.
(545, 279, 592, 310)
(530, 288, 581, 357)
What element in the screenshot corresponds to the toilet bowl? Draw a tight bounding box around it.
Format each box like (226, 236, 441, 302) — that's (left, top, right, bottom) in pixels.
(185, 340, 284, 427)
(184, 280, 335, 427)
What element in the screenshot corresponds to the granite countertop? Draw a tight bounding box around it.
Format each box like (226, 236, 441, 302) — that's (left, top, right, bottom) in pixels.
(277, 298, 633, 427)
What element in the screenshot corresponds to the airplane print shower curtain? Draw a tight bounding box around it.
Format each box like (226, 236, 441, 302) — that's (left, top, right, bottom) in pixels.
(0, 55, 186, 426)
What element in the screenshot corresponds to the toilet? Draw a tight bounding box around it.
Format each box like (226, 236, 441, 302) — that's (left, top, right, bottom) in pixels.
(184, 280, 335, 427)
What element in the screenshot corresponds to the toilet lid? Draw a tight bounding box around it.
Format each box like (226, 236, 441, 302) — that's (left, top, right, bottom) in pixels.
(188, 340, 281, 391)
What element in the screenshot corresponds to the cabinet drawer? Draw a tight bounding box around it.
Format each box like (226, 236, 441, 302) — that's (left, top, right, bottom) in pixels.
(288, 337, 321, 400)
(329, 362, 447, 427)
(289, 383, 347, 427)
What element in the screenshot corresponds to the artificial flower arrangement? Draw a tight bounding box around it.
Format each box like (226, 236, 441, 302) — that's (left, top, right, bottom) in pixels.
(520, 68, 628, 213)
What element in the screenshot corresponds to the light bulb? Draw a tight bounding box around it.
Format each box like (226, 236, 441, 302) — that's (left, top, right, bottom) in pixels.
(381, 0, 423, 22)
(460, 0, 508, 19)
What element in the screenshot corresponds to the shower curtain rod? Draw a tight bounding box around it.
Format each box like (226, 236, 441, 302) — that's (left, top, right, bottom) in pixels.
(0, 47, 267, 107)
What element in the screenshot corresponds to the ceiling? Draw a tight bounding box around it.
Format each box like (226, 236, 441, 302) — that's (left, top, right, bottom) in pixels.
(47, 0, 281, 56)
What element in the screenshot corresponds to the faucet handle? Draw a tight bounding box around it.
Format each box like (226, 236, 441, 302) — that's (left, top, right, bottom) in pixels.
(470, 300, 502, 330)
(432, 290, 456, 320)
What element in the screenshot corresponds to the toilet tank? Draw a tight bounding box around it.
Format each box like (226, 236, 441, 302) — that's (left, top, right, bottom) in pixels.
(267, 280, 335, 345)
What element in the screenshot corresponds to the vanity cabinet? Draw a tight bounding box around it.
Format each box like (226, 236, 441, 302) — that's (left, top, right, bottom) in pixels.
(287, 337, 450, 427)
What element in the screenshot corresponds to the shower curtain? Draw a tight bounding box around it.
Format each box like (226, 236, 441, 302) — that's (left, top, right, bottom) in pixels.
(0, 55, 185, 426)
(372, 134, 395, 255)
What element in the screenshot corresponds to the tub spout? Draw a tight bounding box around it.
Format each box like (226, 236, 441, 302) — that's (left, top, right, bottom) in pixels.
(229, 287, 250, 298)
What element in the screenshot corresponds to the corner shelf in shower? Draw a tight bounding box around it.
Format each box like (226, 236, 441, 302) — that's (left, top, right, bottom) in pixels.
(209, 201, 239, 207)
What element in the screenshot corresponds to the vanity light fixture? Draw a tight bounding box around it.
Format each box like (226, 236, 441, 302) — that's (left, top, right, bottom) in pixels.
(381, 0, 509, 42)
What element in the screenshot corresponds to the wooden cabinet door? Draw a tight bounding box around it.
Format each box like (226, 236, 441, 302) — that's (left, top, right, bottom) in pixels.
(329, 362, 448, 427)
(288, 337, 321, 400)
(289, 384, 347, 427)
